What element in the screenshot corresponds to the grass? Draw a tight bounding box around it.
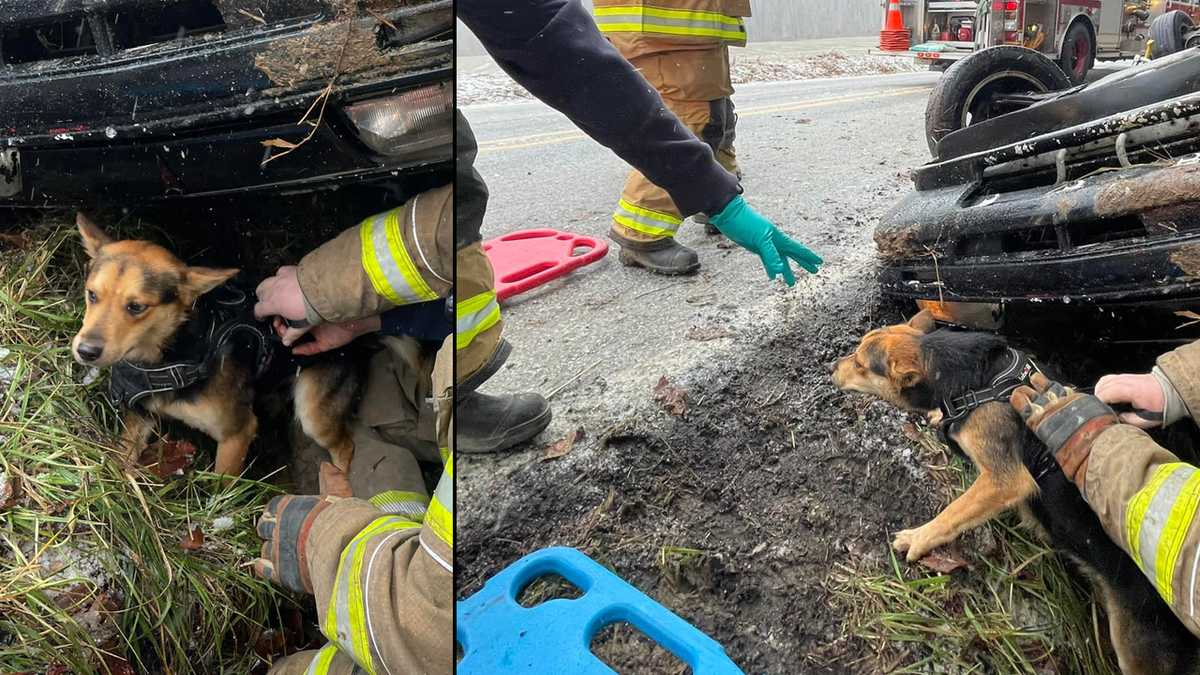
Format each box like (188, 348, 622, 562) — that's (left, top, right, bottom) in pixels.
(0, 223, 284, 674)
(831, 433, 1118, 675)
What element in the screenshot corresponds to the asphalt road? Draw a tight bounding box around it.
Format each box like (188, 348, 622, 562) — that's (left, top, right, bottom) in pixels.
(460, 69, 939, 447)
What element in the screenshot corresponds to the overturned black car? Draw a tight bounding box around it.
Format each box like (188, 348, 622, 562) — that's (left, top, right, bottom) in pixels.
(0, 0, 452, 208)
(878, 46, 1200, 320)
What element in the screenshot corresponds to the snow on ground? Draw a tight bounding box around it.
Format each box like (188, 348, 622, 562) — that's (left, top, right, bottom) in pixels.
(459, 51, 925, 105)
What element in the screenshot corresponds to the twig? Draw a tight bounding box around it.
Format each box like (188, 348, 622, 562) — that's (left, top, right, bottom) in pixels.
(631, 282, 680, 301)
(237, 9, 266, 24)
(260, 17, 355, 166)
(365, 7, 397, 30)
(547, 359, 603, 400)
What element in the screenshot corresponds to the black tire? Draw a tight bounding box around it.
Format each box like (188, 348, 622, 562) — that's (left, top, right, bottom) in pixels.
(925, 46, 1071, 157)
(1058, 20, 1094, 84)
(1151, 10, 1195, 58)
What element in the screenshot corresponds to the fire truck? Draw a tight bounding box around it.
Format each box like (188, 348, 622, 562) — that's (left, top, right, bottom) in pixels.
(880, 0, 1200, 83)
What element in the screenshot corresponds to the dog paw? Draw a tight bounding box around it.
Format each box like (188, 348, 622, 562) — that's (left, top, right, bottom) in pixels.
(925, 409, 944, 426)
(893, 525, 943, 562)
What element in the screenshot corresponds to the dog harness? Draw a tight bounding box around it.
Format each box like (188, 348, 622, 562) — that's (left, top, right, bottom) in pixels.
(108, 284, 275, 409)
(937, 348, 1042, 443)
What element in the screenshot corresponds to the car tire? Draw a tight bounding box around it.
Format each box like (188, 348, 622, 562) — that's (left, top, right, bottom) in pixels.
(1151, 10, 1194, 58)
(1058, 20, 1094, 85)
(925, 46, 1071, 157)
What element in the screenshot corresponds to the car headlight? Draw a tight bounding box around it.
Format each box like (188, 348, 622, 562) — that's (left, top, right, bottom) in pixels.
(343, 82, 453, 158)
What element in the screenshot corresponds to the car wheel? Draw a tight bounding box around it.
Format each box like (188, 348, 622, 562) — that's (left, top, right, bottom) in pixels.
(1058, 21, 1094, 85)
(1150, 10, 1195, 58)
(925, 46, 1071, 157)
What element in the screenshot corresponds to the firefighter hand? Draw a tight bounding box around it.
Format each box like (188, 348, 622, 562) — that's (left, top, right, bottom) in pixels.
(272, 316, 380, 354)
(254, 266, 312, 325)
(708, 196, 823, 286)
(1095, 372, 1167, 429)
(252, 494, 339, 595)
(1010, 372, 1118, 490)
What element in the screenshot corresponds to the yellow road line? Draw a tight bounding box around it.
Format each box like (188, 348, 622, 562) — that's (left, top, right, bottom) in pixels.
(477, 86, 931, 154)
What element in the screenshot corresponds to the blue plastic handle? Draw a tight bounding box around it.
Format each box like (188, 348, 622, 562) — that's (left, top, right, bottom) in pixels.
(457, 547, 744, 674)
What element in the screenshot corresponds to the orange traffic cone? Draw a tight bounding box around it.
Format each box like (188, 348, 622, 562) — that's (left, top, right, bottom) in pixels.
(880, 0, 911, 51)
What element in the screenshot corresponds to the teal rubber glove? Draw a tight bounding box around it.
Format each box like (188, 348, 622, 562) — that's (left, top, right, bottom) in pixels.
(708, 195, 823, 286)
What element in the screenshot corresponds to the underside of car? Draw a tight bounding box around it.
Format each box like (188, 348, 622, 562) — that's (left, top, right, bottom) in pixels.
(0, 0, 453, 209)
(877, 47, 1200, 311)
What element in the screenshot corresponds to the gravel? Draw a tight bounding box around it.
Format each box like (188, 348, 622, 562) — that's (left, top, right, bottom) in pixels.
(459, 50, 925, 105)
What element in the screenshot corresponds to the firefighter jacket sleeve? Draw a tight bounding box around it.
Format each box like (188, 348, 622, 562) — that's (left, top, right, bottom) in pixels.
(457, 0, 741, 218)
(1155, 339, 1200, 423)
(1073, 340, 1200, 638)
(279, 490, 451, 674)
(297, 183, 453, 324)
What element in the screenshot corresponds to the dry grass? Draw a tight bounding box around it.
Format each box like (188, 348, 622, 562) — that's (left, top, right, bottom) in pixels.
(831, 431, 1118, 675)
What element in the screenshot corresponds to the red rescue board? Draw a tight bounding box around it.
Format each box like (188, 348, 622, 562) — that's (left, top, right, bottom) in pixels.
(483, 229, 608, 302)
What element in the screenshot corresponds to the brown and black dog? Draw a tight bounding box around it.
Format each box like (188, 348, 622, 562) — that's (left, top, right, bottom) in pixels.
(71, 213, 358, 477)
(834, 310, 1200, 675)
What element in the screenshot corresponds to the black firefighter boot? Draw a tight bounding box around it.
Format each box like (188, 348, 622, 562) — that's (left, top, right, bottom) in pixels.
(610, 230, 700, 276)
(457, 339, 553, 454)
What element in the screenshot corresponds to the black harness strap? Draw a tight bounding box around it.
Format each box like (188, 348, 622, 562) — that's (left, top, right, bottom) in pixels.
(109, 285, 276, 409)
(937, 348, 1041, 444)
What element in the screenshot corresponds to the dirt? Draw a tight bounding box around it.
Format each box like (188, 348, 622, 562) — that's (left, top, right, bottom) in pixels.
(1095, 163, 1200, 217)
(457, 264, 946, 672)
(253, 3, 451, 92)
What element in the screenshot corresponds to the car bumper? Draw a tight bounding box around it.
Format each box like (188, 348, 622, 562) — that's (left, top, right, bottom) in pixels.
(877, 158, 1200, 304)
(0, 1, 452, 207)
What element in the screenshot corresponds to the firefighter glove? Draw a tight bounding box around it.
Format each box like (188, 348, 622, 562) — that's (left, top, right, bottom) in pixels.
(708, 196, 823, 286)
(1010, 372, 1118, 491)
(252, 494, 339, 595)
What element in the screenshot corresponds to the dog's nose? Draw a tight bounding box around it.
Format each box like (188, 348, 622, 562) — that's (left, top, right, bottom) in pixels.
(76, 341, 104, 363)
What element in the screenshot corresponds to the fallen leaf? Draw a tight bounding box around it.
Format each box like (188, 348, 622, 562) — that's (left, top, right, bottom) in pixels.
(0, 473, 18, 509)
(180, 526, 205, 551)
(918, 550, 970, 574)
(653, 376, 689, 416)
(543, 428, 585, 461)
(260, 138, 299, 149)
(901, 422, 924, 443)
(686, 325, 734, 342)
(139, 438, 197, 479)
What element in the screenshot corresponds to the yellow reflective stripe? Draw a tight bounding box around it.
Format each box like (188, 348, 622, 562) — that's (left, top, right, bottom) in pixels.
(614, 198, 682, 238)
(594, 5, 742, 25)
(303, 644, 340, 675)
(323, 516, 422, 674)
(359, 209, 438, 306)
(1127, 463, 1180, 568)
(425, 457, 454, 546)
(455, 290, 501, 351)
(439, 445, 450, 464)
(1157, 470, 1200, 604)
(593, 6, 746, 41)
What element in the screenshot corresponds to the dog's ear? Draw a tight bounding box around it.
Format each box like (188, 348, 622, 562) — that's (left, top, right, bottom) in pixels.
(76, 212, 113, 259)
(895, 364, 923, 389)
(182, 267, 239, 301)
(907, 309, 936, 334)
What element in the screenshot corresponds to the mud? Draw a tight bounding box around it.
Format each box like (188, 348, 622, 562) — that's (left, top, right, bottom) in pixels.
(457, 251, 946, 671)
(1171, 243, 1200, 278)
(1095, 163, 1200, 217)
(253, 4, 451, 91)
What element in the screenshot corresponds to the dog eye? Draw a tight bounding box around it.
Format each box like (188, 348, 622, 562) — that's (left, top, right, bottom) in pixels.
(126, 302, 147, 316)
(86, 290, 97, 304)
